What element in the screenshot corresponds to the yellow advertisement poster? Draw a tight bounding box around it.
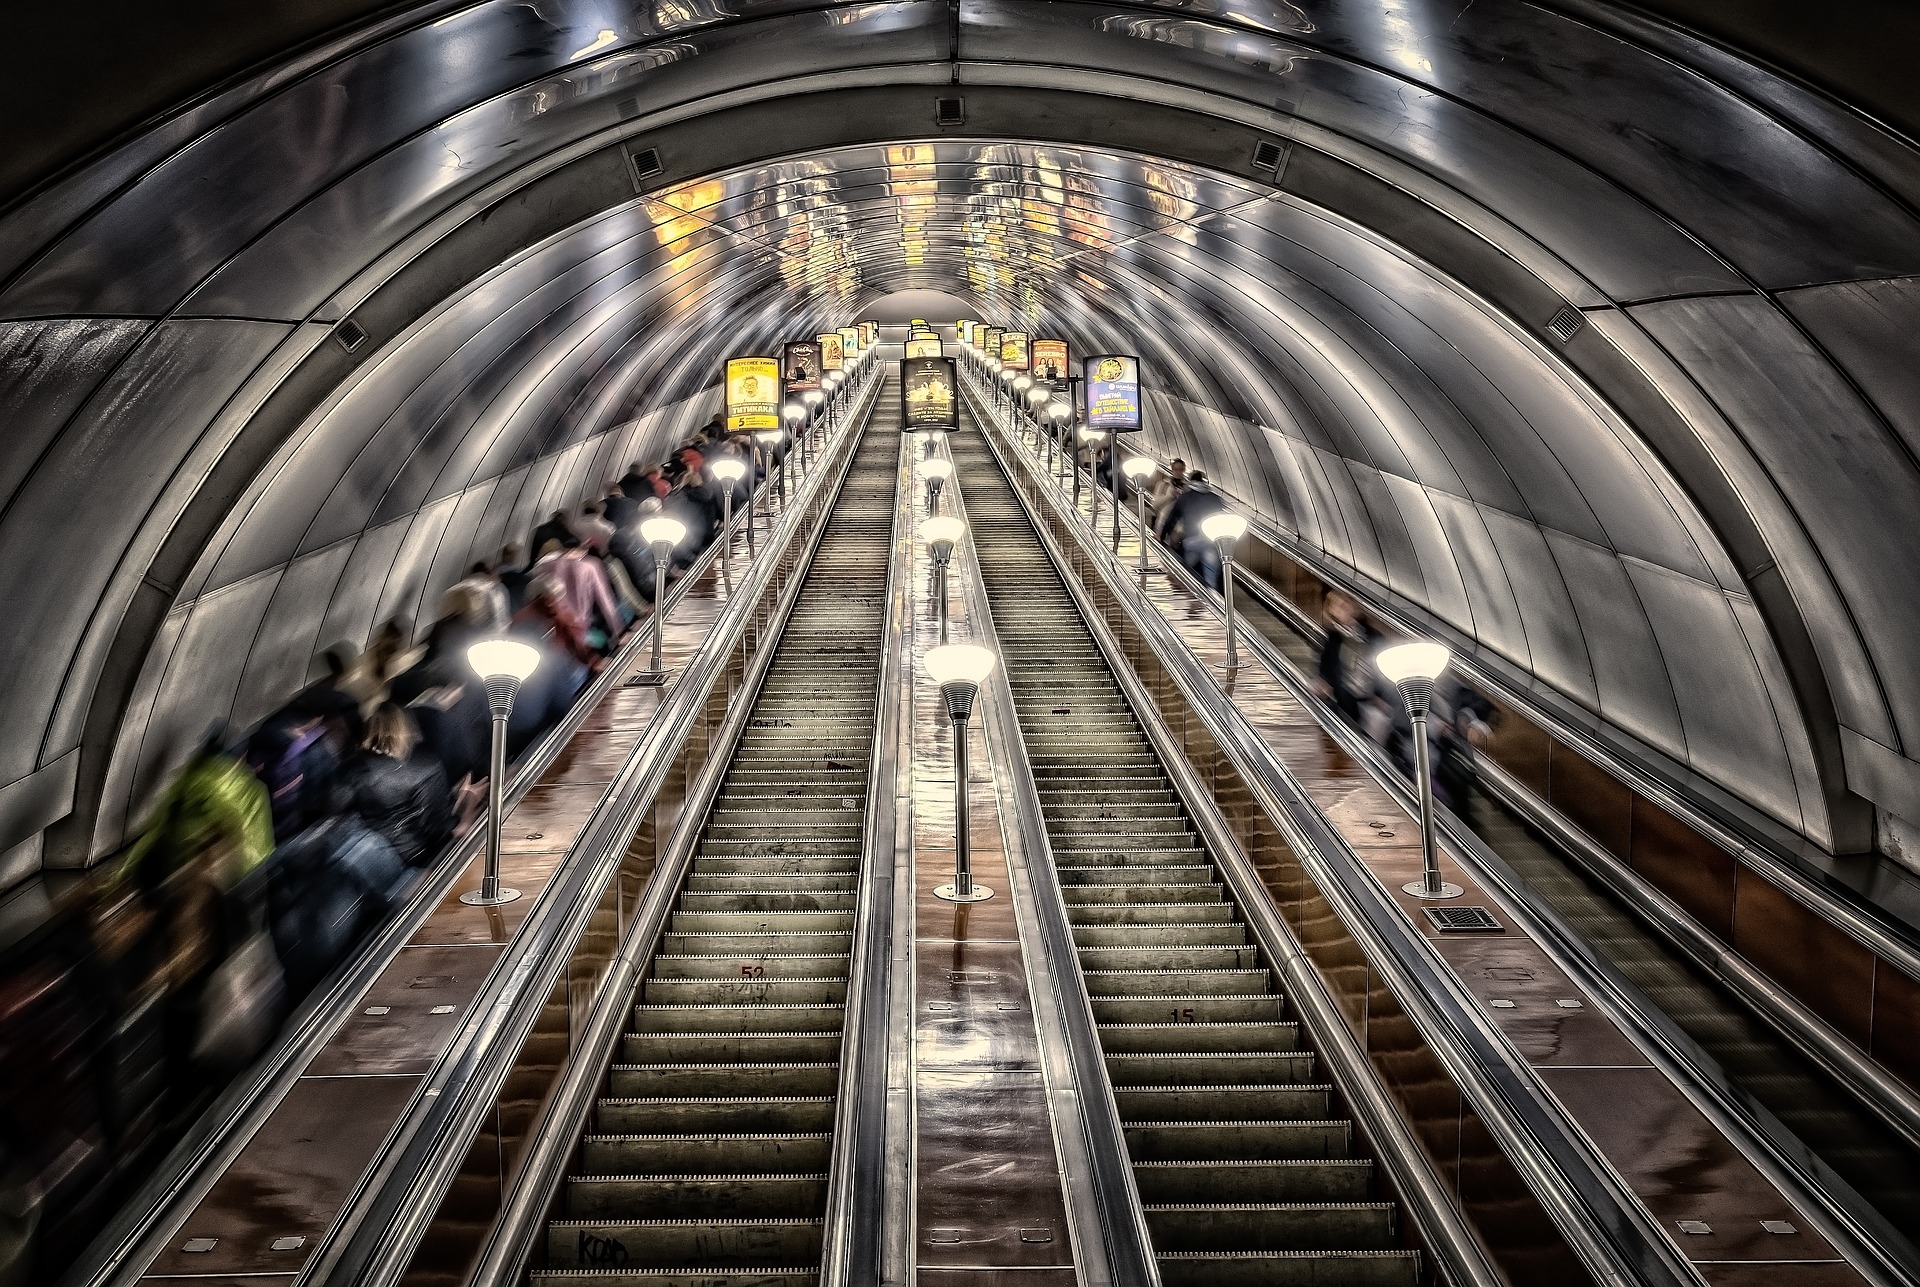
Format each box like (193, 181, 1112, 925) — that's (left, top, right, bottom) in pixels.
(1000, 330, 1030, 370)
(839, 325, 860, 357)
(819, 332, 844, 370)
(906, 333, 942, 358)
(726, 357, 780, 433)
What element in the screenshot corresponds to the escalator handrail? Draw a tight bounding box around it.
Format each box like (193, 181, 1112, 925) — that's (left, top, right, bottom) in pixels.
(307, 368, 888, 1287)
(969, 380, 1695, 1287)
(61, 392, 805, 1287)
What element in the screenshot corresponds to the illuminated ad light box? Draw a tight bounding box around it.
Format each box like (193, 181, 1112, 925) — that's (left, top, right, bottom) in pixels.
(861, 321, 878, 348)
(1084, 354, 1143, 432)
(1032, 339, 1068, 382)
(839, 325, 860, 358)
(818, 331, 844, 371)
(783, 341, 823, 397)
(982, 327, 1002, 362)
(906, 330, 942, 358)
(1000, 330, 1030, 370)
(901, 356, 959, 432)
(959, 320, 974, 347)
(726, 357, 781, 433)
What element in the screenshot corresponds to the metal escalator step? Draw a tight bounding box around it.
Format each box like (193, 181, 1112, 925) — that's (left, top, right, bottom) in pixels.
(580, 1133, 832, 1175)
(1145, 1201, 1397, 1249)
(641, 979, 848, 1005)
(1081, 968, 1272, 997)
(620, 1032, 842, 1063)
(607, 1063, 839, 1097)
(667, 911, 855, 932)
(566, 1172, 828, 1219)
(1073, 923, 1252, 948)
(691, 856, 859, 875)
(1077, 945, 1259, 970)
(1114, 1085, 1335, 1120)
(659, 931, 851, 955)
(683, 873, 860, 893)
(1068, 903, 1236, 926)
(674, 892, 858, 913)
(1123, 1120, 1354, 1160)
(546, 1217, 823, 1267)
(651, 955, 850, 980)
(630, 1004, 846, 1033)
(596, 1096, 835, 1134)
(530, 1269, 818, 1287)
(1133, 1158, 1375, 1203)
(1059, 866, 1215, 885)
(1107, 1051, 1317, 1085)
(1157, 1249, 1419, 1287)
(1092, 995, 1284, 1024)
(1063, 884, 1223, 905)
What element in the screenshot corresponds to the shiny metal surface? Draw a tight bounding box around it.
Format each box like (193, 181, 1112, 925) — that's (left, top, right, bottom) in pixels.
(0, 0, 1917, 886)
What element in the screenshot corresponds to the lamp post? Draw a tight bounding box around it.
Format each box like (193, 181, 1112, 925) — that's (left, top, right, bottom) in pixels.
(921, 515, 965, 645)
(1376, 642, 1465, 901)
(924, 428, 946, 462)
(639, 514, 687, 678)
(998, 366, 1017, 418)
(784, 402, 807, 471)
(1199, 511, 1248, 669)
(708, 456, 747, 588)
(802, 388, 825, 450)
(927, 642, 998, 903)
(923, 457, 953, 514)
(1025, 384, 1049, 445)
(1049, 404, 1071, 479)
(755, 428, 787, 512)
(824, 370, 845, 433)
(1013, 374, 1032, 430)
(461, 639, 541, 906)
(1076, 428, 1108, 521)
(1121, 456, 1157, 574)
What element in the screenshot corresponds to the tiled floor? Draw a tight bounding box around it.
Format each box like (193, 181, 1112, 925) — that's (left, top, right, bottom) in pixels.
(986, 408, 1864, 1287)
(137, 489, 802, 1282)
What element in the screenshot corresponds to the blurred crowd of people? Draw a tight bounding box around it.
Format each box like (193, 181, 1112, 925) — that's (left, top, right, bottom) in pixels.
(0, 418, 776, 1284)
(1135, 455, 1495, 819)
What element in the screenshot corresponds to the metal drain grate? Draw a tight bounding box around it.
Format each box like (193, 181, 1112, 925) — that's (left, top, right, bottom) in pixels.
(1423, 905, 1503, 932)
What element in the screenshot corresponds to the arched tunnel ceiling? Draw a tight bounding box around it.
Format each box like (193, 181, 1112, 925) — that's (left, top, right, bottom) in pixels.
(1, 0, 1918, 872)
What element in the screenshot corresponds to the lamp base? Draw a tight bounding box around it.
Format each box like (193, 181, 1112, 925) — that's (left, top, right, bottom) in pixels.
(624, 670, 670, 687)
(460, 887, 522, 906)
(1402, 880, 1465, 900)
(934, 882, 994, 903)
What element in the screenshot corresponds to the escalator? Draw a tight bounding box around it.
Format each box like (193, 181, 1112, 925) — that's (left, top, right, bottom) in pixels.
(530, 399, 898, 1286)
(950, 415, 1421, 1287)
(1224, 575, 1920, 1244)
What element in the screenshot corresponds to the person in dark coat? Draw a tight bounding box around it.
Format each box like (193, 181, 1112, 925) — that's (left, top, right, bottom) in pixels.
(495, 544, 531, 611)
(1315, 592, 1378, 723)
(529, 510, 579, 557)
(1156, 470, 1228, 589)
(266, 809, 408, 1001)
(339, 704, 452, 868)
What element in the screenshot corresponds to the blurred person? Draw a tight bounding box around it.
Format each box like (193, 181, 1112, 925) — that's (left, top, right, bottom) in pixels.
(513, 575, 598, 676)
(572, 501, 615, 553)
(451, 562, 510, 633)
(555, 546, 626, 645)
(529, 509, 579, 556)
(1156, 469, 1227, 589)
(341, 618, 423, 718)
(266, 797, 408, 1002)
(1315, 592, 1378, 723)
(340, 704, 452, 868)
(618, 460, 650, 501)
(1148, 458, 1187, 522)
(601, 483, 639, 531)
(495, 543, 531, 610)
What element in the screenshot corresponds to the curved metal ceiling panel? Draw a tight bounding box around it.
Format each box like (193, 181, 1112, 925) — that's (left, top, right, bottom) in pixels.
(1, 0, 1916, 868)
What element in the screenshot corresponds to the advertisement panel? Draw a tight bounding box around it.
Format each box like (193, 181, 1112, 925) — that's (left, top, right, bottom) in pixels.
(959, 320, 974, 347)
(982, 327, 1002, 363)
(905, 332, 942, 359)
(782, 341, 822, 395)
(726, 357, 781, 433)
(839, 325, 860, 358)
(901, 357, 958, 431)
(1032, 339, 1069, 382)
(860, 321, 877, 349)
(1083, 354, 1142, 432)
(1000, 330, 1030, 369)
(818, 331, 844, 371)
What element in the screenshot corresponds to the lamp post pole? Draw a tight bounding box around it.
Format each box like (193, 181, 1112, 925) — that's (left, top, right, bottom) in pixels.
(461, 640, 541, 906)
(1200, 512, 1249, 670)
(640, 514, 687, 678)
(1377, 642, 1465, 900)
(922, 516, 964, 647)
(1121, 456, 1157, 575)
(928, 644, 998, 903)
(709, 457, 747, 590)
(923, 459, 952, 516)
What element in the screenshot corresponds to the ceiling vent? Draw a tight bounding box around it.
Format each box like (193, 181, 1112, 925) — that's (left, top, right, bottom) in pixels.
(332, 318, 368, 354)
(1251, 139, 1285, 173)
(1545, 305, 1585, 344)
(627, 145, 664, 190)
(936, 97, 965, 127)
